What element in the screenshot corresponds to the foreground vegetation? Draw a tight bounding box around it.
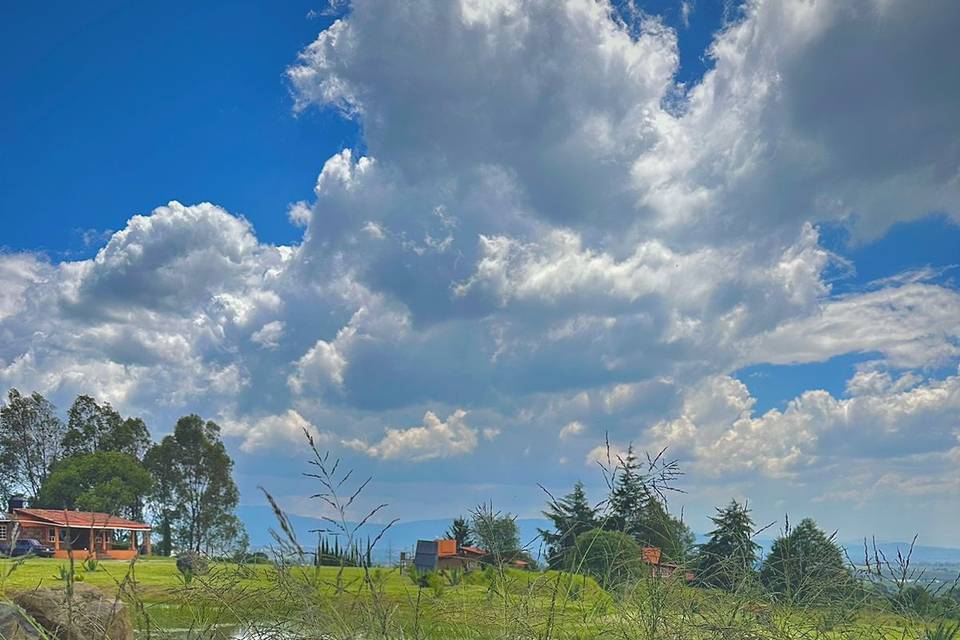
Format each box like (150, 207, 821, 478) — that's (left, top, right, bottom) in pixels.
(0, 556, 950, 639)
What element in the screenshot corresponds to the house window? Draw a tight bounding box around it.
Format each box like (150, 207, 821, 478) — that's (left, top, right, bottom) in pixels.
(49, 528, 56, 543)
(0, 525, 6, 541)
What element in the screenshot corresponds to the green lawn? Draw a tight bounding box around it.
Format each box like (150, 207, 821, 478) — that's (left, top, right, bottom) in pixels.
(0, 558, 932, 639)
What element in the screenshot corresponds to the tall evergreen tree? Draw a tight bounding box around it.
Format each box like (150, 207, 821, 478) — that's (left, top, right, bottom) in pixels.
(697, 499, 761, 590)
(607, 445, 650, 537)
(760, 517, 853, 604)
(539, 480, 599, 568)
(445, 516, 474, 548)
(605, 445, 690, 558)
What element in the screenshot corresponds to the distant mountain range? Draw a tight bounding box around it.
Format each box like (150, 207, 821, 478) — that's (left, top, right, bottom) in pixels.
(237, 506, 960, 565)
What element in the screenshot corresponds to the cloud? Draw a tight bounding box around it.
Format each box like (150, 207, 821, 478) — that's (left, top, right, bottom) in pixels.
(559, 420, 585, 441)
(0, 253, 47, 322)
(223, 409, 328, 454)
(744, 283, 960, 369)
(646, 367, 960, 479)
(344, 409, 478, 461)
(251, 321, 285, 349)
(0, 0, 958, 539)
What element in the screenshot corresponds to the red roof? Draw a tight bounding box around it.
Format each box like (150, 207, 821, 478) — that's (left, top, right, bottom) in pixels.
(14, 508, 150, 531)
(459, 545, 486, 556)
(641, 547, 662, 565)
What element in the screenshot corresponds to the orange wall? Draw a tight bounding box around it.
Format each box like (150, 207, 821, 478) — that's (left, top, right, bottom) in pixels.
(436, 539, 457, 556)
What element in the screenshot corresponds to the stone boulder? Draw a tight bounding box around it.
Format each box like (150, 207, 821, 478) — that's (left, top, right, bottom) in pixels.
(13, 583, 133, 640)
(0, 602, 44, 639)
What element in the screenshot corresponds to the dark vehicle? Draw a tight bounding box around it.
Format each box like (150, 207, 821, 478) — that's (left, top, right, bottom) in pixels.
(0, 539, 55, 558)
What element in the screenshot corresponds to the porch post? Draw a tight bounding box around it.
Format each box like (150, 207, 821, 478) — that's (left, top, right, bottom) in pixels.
(144, 531, 152, 556)
(130, 530, 136, 551)
(53, 527, 60, 552)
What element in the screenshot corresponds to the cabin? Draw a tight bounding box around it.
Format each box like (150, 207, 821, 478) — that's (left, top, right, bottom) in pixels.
(413, 539, 526, 573)
(641, 546, 694, 582)
(5, 497, 151, 560)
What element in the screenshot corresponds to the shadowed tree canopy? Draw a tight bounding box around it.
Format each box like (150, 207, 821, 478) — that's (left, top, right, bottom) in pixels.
(61, 395, 151, 460)
(36, 451, 152, 520)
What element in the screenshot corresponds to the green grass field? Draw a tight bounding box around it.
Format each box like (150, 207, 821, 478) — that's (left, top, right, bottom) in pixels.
(0, 557, 935, 639)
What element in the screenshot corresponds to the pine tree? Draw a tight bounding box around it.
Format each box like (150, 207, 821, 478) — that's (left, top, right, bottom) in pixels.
(697, 500, 761, 590)
(760, 517, 853, 604)
(605, 445, 690, 558)
(445, 516, 474, 549)
(606, 445, 651, 538)
(539, 480, 599, 568)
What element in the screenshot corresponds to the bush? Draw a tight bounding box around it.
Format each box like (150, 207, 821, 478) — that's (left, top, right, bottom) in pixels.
(567, 529, 642, 589)
(176, 551, 210, 580)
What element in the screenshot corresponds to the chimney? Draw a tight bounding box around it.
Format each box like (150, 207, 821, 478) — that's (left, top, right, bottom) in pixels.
(8, 495, 27, 512)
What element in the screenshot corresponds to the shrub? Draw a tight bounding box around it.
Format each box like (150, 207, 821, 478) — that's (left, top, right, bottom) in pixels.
(176, 550, 210, 581)
(567, 529, 642, 589)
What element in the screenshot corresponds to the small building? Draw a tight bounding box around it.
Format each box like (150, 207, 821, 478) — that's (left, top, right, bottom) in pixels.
(641, 546, 694, 582)
(0, 512, 14, 547)
(413, 539, 527, 573)
(6, 498, 151, 560)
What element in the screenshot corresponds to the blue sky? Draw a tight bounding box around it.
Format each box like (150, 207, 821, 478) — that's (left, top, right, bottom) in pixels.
(2, 0, 959, 546)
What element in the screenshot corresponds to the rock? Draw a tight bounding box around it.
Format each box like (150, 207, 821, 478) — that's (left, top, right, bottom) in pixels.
(0, 602, 44, 639)
(13, 583, 133, 640)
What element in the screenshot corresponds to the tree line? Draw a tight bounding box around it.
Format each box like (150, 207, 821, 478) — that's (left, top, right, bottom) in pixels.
(0, 389, 246, 557)
(534, 444, 860, 604)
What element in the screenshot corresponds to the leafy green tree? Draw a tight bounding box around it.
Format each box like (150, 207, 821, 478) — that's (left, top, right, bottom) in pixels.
(697, 499, 761, 590)
(445, 516, 474, 548)
(568, 528, 641, 589)
(470, 502, 521, 563)
(36, 451, 152, 519)
(0, 389, 66, 498)
(144, 415, 240, 553)
(61, 395, 150, 460)
(204, 513, 249, 560)
(143, 436, 182, 556)
(540, 480, 599, 568)
(760, 517, 854, 604)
